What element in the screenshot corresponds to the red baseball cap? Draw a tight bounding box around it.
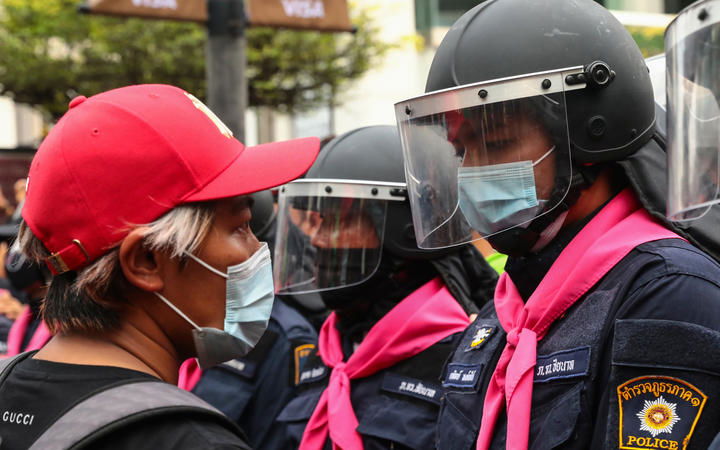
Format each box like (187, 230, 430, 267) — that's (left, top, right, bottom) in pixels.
(22, 84, 320, 275)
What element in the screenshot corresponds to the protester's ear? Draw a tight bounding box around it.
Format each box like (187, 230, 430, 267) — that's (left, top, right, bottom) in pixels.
(118, 228, 165, 292)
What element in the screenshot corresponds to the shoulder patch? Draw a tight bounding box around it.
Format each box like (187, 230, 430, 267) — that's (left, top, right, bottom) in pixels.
(464, 326, 496, 352)
(443, 363, 482, 390)
(381, 373, 443, 405)
(534, 346, 590, 383)
(294, 344, 328, 386)
(617, 376, 708, 450)
(293, 343, 316, 385)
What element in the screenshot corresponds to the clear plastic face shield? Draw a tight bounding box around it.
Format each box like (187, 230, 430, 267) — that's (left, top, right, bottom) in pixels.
(273, 180, 405, 294)
(667, 0, 720, 221)
(396, 68, 586, 249)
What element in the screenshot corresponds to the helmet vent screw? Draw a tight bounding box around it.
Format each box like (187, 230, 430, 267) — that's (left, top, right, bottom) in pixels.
(371, 188, 378, 196)
(699, 9, 709, 21)
(478, 89, 488, 99)
(587, 116, 607, 139)
(584, 61, 614, 88)
(630, 128, 638, 138)
(325, 186, 332, 194)
(541, 79, 552, 90)
(405, 105, 412, 115)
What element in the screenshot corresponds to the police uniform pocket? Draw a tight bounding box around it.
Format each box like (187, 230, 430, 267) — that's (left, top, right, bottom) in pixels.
(355, 390, 441, 450)
(276, 388, 324, 447)
(436, 394, 478, 450)
(607, 319, 720, 450)
(528, 382, 584, 450)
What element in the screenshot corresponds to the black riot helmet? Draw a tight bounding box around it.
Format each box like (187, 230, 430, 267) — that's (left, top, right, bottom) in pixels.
(396, 0, 655, 255)
(248, 189, 277, 244)
(424, 0, 654, 162)
(273, 125, 448, 295)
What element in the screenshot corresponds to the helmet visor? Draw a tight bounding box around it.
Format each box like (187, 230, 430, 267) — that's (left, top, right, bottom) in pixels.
(396, 67, 582, 249)
(667, 0, 720, 221)
(273, 180, 403, 294)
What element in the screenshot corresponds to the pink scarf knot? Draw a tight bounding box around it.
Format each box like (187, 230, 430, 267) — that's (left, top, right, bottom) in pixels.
(300, 277, 470, 450)
(476, 190, 682, 450)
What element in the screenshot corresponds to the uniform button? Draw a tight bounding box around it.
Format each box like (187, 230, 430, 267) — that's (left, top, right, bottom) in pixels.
(68, 96, 87, 109)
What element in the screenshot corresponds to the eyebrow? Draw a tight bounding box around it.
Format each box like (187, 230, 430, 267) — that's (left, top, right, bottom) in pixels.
(230, 195, 254, 215)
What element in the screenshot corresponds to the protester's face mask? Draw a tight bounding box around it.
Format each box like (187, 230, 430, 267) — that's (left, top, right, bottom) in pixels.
(457, 146, 555, 236)
(154, 242, 274, 369)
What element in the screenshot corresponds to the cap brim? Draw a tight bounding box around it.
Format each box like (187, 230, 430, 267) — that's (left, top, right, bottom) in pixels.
(185, 137, 321, 202)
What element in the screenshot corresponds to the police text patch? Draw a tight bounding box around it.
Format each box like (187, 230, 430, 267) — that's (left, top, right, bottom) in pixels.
(534, 346, 590, 383)
(220, 358, 257, 379)
(381, 373, 442, 405)
(617, 376, 707, 450)
(443, 363, 482, 389)
(465, 326, 496, 352)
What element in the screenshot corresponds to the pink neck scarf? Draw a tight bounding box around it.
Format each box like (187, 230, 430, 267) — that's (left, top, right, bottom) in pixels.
(178, 358, 202, 391)
(475, 189, 682, 450)
(300, 277, 470, 450)
(5, 306, 52, 356)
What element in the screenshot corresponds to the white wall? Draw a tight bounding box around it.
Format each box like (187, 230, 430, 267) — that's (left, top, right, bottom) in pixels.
(331, 0, 434, 134)
(0, 97, 18, 148)
(0, 96, 44, 149)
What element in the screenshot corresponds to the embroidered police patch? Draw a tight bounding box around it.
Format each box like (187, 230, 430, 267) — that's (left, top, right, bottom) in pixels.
(220, 358, 257, 379)
(465, 326, 496, 352)
(617, 376, 707, 450)
(534, 346, 590, 383)
(443, 363, 482, 389)
(381, 373, 443, 405)
(293, 343, 317, 385)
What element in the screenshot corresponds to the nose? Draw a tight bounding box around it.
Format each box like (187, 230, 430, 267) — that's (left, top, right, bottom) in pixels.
(310, 225, 331, 248)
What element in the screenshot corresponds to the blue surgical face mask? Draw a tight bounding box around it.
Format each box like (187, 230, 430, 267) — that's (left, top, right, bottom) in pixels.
(457, 146, 555, 236)
(154, 242, 275, 369)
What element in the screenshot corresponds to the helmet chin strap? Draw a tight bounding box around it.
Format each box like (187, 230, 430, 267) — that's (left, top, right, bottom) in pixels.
(487, 164, 602, 256)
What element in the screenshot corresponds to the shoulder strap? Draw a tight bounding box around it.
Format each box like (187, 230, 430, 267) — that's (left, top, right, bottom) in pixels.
(0, 351, 35, 385)
(29, 379, 243, 450)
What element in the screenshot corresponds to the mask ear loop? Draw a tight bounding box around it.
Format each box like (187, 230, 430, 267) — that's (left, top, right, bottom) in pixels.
(184, 253, 228, 279)
(154, 292, 202, 331)
(532, 145, 556, 167)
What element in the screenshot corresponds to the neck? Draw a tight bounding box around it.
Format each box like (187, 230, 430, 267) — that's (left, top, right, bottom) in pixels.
(33, 303, 181, 384)
(564, 169, 616, 227)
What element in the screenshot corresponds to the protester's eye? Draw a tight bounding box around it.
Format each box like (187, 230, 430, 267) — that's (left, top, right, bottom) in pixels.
(238, 221, 251, 234)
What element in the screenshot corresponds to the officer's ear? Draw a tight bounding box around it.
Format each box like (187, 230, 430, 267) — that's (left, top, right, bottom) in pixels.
(118, 228, 165, 292)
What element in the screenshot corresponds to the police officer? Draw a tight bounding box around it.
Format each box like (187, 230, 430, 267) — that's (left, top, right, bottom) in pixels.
(272, 125, 498, 449)
(394, 0, 720, 448)
(0, 84, 320, 448)
(180, 189, 322, 450)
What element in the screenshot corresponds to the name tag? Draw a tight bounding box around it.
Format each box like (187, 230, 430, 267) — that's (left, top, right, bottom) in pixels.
(534, 346, 590, 383)
(381, 373, 442, 405)
(443, 363, 482, 389)
(220, 358, 257, 379)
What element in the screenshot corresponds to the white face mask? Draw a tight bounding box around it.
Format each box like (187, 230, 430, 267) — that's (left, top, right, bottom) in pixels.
(154, 242, 275, 369)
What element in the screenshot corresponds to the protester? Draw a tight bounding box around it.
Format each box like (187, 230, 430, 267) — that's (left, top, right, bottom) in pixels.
(272, 125, 498, 448)
(0, 84, 320, 449)
(394, 0, 720, 448)
(179, 189, 320, 450)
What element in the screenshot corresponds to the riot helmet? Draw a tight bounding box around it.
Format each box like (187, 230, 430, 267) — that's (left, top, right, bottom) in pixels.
(273, 125, 443, 295)
(666, 0, 720, 221)
(4, 244, 46, 292)
(396, 0, 655, 254)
